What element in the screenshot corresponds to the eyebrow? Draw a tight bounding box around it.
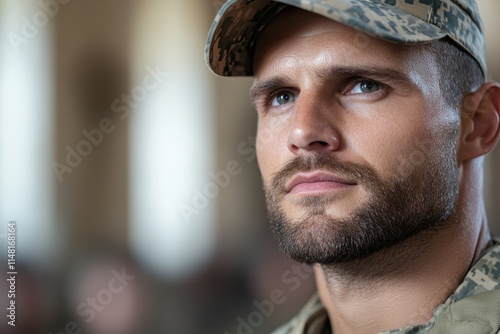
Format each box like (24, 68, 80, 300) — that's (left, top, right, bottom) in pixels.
(250, 65, 414, 104)
(316, 66, 412, 84)
(250, 76, 292, 106)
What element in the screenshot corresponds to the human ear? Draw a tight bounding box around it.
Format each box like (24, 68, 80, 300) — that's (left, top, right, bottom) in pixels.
(458, 82, 500, 162)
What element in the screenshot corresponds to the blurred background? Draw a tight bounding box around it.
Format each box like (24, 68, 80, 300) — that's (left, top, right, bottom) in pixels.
(0, 0, 499, 333)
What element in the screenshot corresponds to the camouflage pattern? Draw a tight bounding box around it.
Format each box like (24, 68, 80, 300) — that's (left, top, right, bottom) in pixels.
(205, 0, 487, 78)
(271, 237, 500, 334)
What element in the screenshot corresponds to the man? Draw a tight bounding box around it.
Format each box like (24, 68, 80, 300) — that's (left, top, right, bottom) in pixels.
(205, 0, 500, 333)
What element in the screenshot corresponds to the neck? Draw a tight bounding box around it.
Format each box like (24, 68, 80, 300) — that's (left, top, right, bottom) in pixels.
(315, 168, 491, 334)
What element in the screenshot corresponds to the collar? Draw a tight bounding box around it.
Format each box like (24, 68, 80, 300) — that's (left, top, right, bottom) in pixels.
(274, 236, 500, 334)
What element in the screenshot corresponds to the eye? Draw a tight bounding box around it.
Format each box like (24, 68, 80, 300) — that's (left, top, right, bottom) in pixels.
(350, 80, 382, 94)
(271, 91, 297, 107)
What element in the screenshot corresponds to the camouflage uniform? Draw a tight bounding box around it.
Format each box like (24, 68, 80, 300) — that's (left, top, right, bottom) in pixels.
(271, 237, 500, 334)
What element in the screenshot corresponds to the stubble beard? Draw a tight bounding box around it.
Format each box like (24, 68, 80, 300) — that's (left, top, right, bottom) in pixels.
(264, 138, 460, 266)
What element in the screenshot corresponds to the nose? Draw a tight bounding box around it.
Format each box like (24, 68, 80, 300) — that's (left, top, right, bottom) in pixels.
(287, 93, 341, 155)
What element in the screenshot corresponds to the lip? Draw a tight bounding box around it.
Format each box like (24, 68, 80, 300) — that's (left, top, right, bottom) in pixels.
(285, 171, 357, 194)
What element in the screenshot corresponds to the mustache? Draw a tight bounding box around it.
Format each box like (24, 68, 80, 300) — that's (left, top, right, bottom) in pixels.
(269, 154, 381, 194)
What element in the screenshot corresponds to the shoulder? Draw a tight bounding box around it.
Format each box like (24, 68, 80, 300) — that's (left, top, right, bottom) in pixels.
(428, 237, 500, 333)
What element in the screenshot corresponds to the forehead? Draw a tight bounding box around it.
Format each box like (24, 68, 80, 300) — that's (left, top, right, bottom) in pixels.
(252, 7, 435, 81)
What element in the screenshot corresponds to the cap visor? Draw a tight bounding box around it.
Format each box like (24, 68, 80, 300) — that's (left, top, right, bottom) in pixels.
(206, 0, 446, 76)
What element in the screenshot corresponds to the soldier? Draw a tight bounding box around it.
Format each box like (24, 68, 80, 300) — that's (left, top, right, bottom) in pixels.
(205, 1, 500, 333)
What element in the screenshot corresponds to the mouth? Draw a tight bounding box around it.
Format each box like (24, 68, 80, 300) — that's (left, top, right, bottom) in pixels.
(285, 171, 357, 195)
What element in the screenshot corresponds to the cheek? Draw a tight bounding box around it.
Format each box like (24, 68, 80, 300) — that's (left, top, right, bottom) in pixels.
(256, 120, 290, 183)
(350, 107, 438, 179)
(367, 129, 455, 188)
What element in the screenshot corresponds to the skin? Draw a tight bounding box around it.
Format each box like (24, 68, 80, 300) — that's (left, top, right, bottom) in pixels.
(251, 8, 500, 334)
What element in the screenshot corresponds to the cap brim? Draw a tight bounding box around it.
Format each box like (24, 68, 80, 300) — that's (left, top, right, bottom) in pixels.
(205, 0, 447, 77)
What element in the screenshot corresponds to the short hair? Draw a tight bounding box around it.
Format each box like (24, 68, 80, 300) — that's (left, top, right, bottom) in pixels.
(426, 37, 485, 111)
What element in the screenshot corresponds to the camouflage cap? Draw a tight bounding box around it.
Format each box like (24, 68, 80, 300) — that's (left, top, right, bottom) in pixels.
(205, 0, 487, 78)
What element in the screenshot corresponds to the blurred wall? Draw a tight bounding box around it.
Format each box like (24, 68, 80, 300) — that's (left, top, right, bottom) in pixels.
(55, 0, 133, 253)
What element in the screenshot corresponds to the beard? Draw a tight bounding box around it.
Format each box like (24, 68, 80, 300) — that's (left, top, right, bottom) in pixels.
(264, 137, 460, 265)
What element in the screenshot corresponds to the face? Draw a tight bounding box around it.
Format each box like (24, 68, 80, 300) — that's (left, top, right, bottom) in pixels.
(252, 8, 461, 265)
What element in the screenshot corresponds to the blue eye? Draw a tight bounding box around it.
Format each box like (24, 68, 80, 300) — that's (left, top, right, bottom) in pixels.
(271, 91, 296, 106)
(351, 81, 381, 94)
